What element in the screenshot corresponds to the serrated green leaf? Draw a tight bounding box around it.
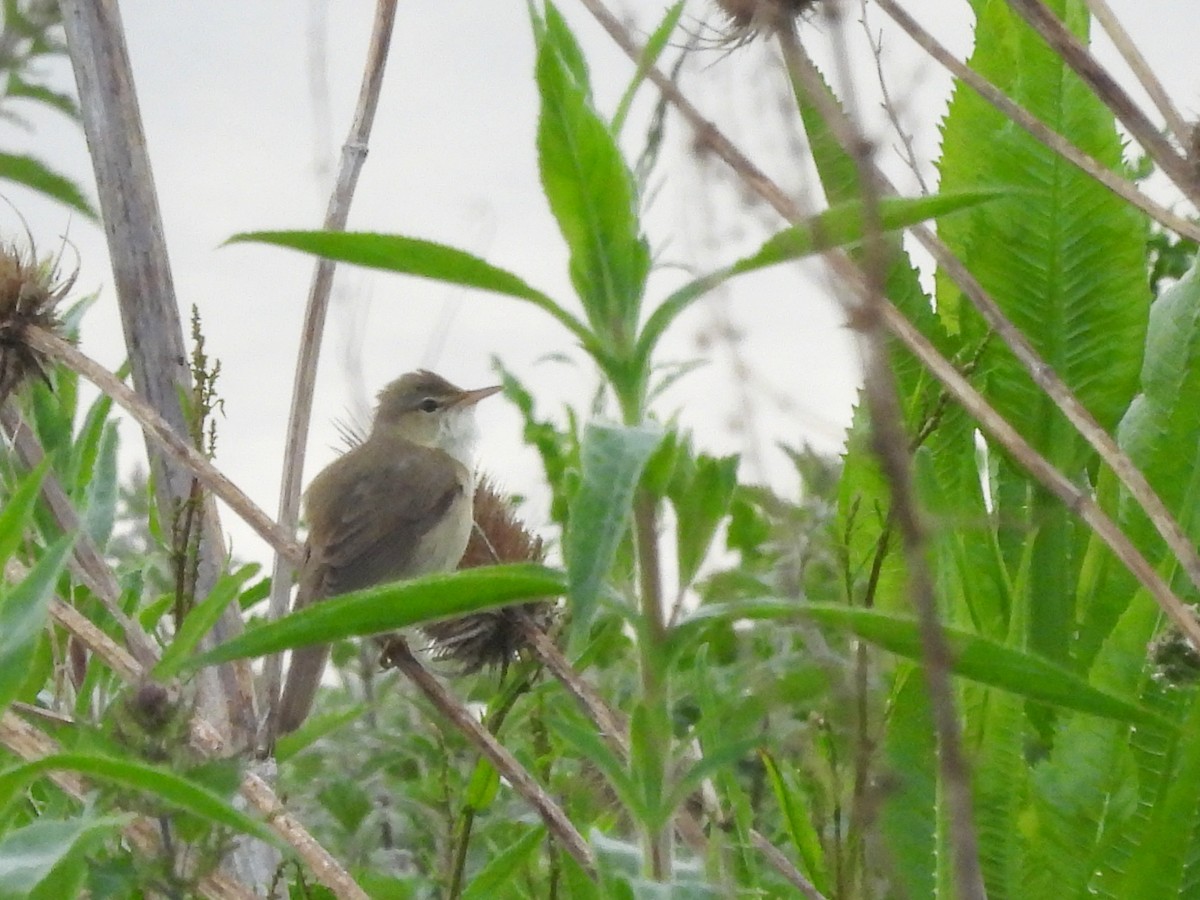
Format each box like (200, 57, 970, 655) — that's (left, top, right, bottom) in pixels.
(760, 750, 831, 897)
(936, 0, 1148, 663)
(566, 423, 663, 633)
(879, 668, 937, 900)
(664, 736, 759, 826)
(551, 714, 643, 821)
(464, 757, 499, 811)
(1118, 259, 1200, 557)
(274, 703, 367, 763)
(669, 452, 738, 589)
(189, 564, 564, 669)
(0, 152, 95, 220)
(541, 2, 590, 94)
(6, 74, 81, 120)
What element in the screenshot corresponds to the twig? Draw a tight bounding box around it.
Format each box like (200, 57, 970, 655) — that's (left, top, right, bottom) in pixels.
(1081, 0, 1190, 146)
(1001, 0, 1200, 202)
(265, 0, 399, 725)
(878, 299, 1200, 651)
(791, 7, 984, 895)
(515, 613, 823, 892)
(58, 0, 256, 750)
(575, 0, 1200, 649)
(384, 637, 596, 876)
(2, 564, 368, 898)
(23, 328, 302, 566)
(49, 597, 142, 682)
(874, 0, 1200, 243)
(0, 712, 260, 900)
(0, 404, 159, 669)
(749, 830, 827, 900)
(784, 8, 1200, 631)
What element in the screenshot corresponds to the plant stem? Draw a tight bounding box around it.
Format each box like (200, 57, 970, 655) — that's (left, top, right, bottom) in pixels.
(632, 488, 672, 880)
(616, 379, 673, 879)
(265, 0, 399, 740)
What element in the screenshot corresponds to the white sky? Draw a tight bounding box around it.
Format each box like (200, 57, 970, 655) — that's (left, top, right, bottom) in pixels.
(4, 0, 1197, 566)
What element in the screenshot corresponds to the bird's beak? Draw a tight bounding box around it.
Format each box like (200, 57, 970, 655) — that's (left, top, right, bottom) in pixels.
(452, 384, 503, 408)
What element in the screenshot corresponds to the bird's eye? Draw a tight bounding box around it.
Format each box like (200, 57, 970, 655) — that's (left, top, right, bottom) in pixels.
(418, 398, 440, 413)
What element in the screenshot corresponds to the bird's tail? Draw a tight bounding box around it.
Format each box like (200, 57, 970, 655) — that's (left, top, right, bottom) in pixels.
(275, 643, 331, 736)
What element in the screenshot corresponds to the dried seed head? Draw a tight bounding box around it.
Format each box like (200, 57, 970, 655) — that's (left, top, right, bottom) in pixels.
(0, 244, 73, 403)
(1150, 625, 1200, 687)
(712, 0, 820, 43)
(414, 477, 556, 673)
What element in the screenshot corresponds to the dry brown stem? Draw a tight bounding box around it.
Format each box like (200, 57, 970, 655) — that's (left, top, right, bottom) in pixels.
(384, 637, 596, 875)
(874, 0, 1200, 242)
(59, 0, 258, 747)
(0, 711, 259, 900)
(0, 404, 159, 668)
(266, 0, 400, 732)
(1081, 0, 1190, 145)
(1001, 0, 1200, 202)
(23, 328, 301, 566)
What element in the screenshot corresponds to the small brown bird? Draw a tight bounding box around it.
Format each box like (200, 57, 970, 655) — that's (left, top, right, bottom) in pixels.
(274, 370, 501, 735)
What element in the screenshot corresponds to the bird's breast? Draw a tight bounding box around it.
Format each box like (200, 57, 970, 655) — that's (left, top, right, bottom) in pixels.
(410, 476, 474, 575)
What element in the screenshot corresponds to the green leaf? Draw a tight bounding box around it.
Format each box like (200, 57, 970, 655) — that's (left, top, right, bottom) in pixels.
(668, 451, 739, 589)
(760, 750, 830, 895)
(611, 1, 684, 136)
(938, 0, 1148, 664)
(318, 777, 372, 833)
(536, 4, 650, 351)
(0, 815, 126, 900)
(226, 231, 593, 348)
(682, 600, 1164, 727)
(81, 421, 119, 551)
(0, 460, 50, 572)
(0, 533, 75, 715)
(274, 703, 367, 763)
(540, 2, 590, 93)
(0, 153, 96, 220)
(877, 668, 937, 899)
(550, 714, 644, 821)
(464, 758, 500, 811)
(566, 422, 663, 633)
(188, 564, 565, 668)
(1119, 259, 1200, 553)
(6, 74, 81, 120)
(636, 189, 1002, 362)
(0, 753, 275, 845)
(461, 825, 546, 900)
(153, 565, 256, 680)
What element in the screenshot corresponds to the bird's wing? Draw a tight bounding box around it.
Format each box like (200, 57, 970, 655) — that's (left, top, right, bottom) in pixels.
(299, 437, 466, 602)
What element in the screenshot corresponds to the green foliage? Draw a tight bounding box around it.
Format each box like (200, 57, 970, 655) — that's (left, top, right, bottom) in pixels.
(5, 0, 1198, 895)
(190, 564, 565, 668)
(565, 422, 663, 634)
(0, 3, 95, 218)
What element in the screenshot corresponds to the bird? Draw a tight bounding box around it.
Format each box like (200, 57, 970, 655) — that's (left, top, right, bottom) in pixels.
(273, 370, 501, 736)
